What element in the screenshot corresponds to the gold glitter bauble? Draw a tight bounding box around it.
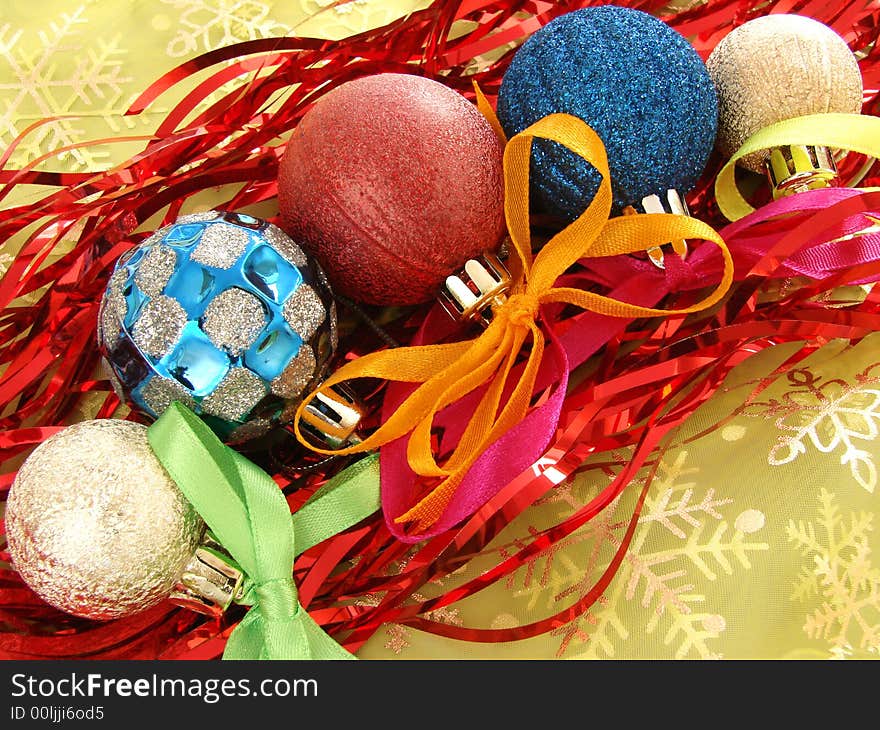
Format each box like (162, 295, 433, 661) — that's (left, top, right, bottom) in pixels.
(707, 14, 863, 171)
(6, 420, 204, 620)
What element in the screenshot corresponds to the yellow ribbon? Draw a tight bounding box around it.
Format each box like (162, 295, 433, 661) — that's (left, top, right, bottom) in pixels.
(715, 112, 880, 222)
(294, 112, 733, 532)
(473, 81, 507, 143)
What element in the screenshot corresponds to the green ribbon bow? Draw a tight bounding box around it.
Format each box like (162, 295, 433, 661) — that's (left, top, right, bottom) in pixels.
(147, 402, 381, 660)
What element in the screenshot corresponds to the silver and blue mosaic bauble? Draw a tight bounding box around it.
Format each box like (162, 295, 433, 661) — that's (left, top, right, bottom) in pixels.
(98, 211, 337, 443)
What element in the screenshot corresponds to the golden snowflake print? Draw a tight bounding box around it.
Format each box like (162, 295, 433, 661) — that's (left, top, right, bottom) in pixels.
(353, 553, 462, 655)
(787, 489, 880, 658)
(499, 451, 770, 659)
(0, 5, 135, 170)
(296, 0, 431, 41)
(158, 0, 292, 57)
(741, 365, 880, 493)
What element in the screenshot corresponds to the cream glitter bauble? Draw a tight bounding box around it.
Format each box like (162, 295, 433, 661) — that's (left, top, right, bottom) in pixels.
(5, 420, 204, 620)
(707, 14, 863, 171)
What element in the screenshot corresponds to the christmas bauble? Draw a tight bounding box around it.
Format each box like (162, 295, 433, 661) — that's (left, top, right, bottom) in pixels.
(277, 73, 505, 305)
(707, 14, 862, 172)
(6, 420, 204, 620)
(497, 6, 718, 219)
(98, 211, 337, 443)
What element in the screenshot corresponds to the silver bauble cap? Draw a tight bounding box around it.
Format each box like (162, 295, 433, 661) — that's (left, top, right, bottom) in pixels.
(6, 420, 204, 620)
(707, 14, 863, 172)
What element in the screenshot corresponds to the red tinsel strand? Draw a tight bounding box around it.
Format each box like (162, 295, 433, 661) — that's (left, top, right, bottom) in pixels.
(325, 316, 878, 648)
(3, 0, 880, 658)
(3, 0, 876, 439)
(3, 237, 877, 656)
(312, 205, 880, 638)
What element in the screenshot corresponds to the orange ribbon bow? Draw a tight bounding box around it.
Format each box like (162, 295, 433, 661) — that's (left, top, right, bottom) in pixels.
(294, 112, 733, 532)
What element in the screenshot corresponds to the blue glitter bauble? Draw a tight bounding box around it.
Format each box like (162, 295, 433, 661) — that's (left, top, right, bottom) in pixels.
(497, 6, 718, 220)
(98, 211, 337, 443)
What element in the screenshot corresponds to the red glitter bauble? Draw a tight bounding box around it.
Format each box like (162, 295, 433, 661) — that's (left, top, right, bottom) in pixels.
(277, 73, 505, 305)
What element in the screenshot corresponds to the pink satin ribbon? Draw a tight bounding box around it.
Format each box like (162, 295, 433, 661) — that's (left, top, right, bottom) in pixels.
(380, 187, 880, 542)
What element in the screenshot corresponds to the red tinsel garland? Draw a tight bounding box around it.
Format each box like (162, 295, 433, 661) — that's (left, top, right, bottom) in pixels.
(1, 0, 880, 659)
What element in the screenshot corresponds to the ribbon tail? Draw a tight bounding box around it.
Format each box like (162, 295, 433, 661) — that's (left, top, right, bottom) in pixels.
(380, 329, 571, 542)
(715, 113, 880, 221)
(299, 610, 356, 660)
(291, 453, 381, 556)
(223, 607, 353, 660)
(472, 79, 507, 144)
(150, 403, 370, 661)
(227, 614, 312, 661)
(262, 616, 314, 661)
(222, 610, 267, 660)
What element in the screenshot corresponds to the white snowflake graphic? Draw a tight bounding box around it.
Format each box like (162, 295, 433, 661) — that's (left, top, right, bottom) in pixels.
(306, 0, 370, 16)
(787, 488, 880, 657)
(0, 6, 138, 170)
(160, 0, 292, 57)
(741, 365, 880, 493)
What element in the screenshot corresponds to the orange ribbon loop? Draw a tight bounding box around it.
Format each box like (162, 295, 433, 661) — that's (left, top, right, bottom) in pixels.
(293, 112, 734, 531)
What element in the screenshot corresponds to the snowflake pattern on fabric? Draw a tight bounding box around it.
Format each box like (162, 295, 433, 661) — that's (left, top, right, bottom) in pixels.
(787, 489, 880, 658)
(0, 5, 135, 169)
(354, 554, 462, 654)
(296, 0, 429, 41)
(741, 364, 880, 493)
(0, 1, 424, 173)
(159, 0, 292, 57)
(499, 451, 769, 659)
(380, 599, 462, 654)
(155, 0, 429, 55)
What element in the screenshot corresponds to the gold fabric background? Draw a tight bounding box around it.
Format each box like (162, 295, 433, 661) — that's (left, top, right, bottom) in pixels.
(1, 0, 878, 659)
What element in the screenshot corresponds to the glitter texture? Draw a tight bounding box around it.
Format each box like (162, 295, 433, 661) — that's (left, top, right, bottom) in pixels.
(265, 224, 308, 266)
(202, 287, 266, 355)
(271, 344, 316, 398)
(99, 211, 336, 442)
(99, 269, 128, 347)
(329, 299, 339, 351)
(277, 73, 505, 305)
(315, 265, 339, 350)
(99, 306, 119, 349)
(706, 14, 863, 172)
(191, 223, 250, 269)
(201, 367, 266, 421)
(131, 295, 187, 358)
(142, 375, 197, 416)
(227, 418, 272, 444)
(175, 211, 220, 224)
(134, 229, 167, 251)
(134, 245, 177, 297)
(282, 284, 326, 341)
(497, 6, 718, 218)
(5, 420, 203, 620)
